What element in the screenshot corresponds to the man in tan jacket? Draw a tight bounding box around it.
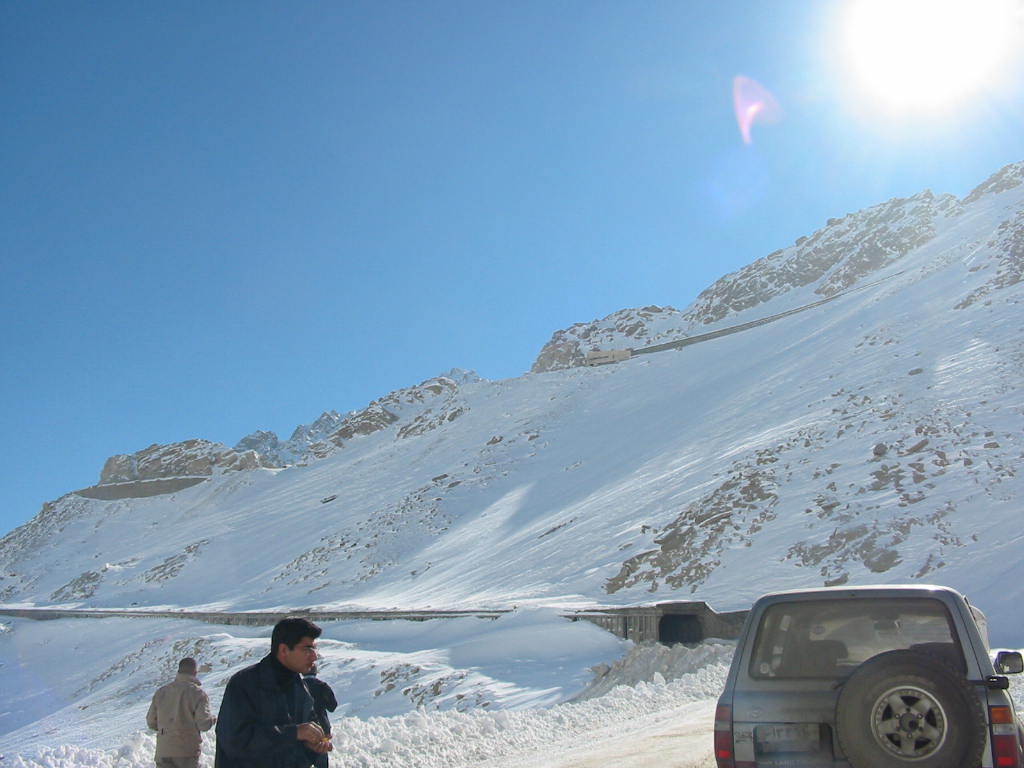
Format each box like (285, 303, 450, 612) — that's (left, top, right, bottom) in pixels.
(147, 657, 216, 768)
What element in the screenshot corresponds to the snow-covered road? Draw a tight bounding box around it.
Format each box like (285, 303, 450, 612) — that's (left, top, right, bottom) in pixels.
(475, 700, 715, 768)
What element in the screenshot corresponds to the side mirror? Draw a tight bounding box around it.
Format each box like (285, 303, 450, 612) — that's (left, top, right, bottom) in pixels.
(994, 651, 1024, 675)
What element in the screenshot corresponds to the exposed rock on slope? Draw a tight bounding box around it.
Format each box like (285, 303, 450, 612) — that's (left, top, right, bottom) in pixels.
(963, 160, 1024, 203)
(235, 370, 479, 467)
(683, 191, 961, 327)
(235, 412, 344, 466)
(605, 393, 1002, 594)
(957, 207, 1024, 309)
(531, 305, 688, 373)
(99, 439, 265, 484)
(68, 440, 267, 500)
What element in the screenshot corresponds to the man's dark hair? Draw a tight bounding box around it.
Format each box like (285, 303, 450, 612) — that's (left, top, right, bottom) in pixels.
(177, 657, 198, 674)
(271, 616, 322, 652)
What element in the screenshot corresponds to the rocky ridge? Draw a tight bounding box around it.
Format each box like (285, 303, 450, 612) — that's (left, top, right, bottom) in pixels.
(71, 370, 482, 500)
(99, 439, 266, 485)
(532, 162, 1024, 373)
(530, 305, 690, 373)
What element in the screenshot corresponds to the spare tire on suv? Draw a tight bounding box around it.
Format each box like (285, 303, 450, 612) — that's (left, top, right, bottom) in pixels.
(836, 649, 987, 767)
(713, 586, 1024, 768)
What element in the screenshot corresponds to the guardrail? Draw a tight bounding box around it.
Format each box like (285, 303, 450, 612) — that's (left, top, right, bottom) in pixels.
(0, 601, 748, 642)
(0, 606, 510, 626)
(628, 271, 906, 359)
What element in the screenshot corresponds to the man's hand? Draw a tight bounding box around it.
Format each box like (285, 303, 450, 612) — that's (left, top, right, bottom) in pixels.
(296, 722, 324, 744)
(310, 735, 333, 754)
(296, 722, 333, 753)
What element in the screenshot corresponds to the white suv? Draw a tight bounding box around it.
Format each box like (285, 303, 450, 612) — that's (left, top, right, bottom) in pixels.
(714, 585, 1023, 768)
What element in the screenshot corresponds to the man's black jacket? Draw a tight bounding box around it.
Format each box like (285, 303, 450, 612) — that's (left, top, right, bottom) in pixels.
(214, 654, 323, 768)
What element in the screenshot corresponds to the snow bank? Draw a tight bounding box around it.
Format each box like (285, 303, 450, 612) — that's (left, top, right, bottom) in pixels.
(576, 640, 732, 701)
(325, 641, 734, 767)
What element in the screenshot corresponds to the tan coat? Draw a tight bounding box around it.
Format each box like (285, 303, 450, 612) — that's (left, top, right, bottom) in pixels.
(146, 673, 216, 758)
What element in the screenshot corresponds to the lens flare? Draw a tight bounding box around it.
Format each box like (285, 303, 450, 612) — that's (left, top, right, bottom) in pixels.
(733, 75, 783, 144)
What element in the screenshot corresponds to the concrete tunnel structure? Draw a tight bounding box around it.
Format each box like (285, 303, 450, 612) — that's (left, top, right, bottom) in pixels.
(573, 601, 748, 644)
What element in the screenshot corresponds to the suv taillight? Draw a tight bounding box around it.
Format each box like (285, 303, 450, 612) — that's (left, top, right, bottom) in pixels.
(990, 706, 1022, 768)
(714, 703, 736, 768)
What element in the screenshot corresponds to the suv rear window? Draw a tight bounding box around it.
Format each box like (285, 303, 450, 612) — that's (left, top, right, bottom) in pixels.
(749, 597, 959, 679)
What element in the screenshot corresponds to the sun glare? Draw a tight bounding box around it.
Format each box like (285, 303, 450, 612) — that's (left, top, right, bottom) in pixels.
(842, 0, 1019, 114)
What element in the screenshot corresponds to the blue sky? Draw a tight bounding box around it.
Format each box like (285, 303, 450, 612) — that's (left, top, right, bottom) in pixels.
(3, 1, 1023, 536)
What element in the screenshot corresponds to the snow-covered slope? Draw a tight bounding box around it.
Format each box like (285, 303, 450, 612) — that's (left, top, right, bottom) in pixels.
(2, 163, 1023, 636)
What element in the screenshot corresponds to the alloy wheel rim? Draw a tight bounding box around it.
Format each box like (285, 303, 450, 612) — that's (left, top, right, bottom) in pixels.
(870, 685, 948, 759)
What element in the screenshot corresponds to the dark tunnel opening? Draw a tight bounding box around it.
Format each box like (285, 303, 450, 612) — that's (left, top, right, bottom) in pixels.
(659, 614, 703, 644)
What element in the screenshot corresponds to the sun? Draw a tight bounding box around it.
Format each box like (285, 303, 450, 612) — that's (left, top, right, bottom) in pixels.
(842, 0, 1019, 114)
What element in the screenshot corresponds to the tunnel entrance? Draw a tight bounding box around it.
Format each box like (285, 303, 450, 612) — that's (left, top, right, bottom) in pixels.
(659, 614, 703, 644)
(572, 602, 747, 643)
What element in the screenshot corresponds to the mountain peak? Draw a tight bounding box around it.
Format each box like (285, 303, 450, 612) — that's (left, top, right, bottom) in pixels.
(231, 372, 483, 466)
(98, 439, 264, 484)
(531, 305, 687, 372)
(683, 190, 961, 327)
(963, 160, 1024, 204)
(532, 184, 971, 373)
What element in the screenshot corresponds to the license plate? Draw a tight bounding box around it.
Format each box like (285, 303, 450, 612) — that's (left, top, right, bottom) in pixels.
(755, 723, 821, 753)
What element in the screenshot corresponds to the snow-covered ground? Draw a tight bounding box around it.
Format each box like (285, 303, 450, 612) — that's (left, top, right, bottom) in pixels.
(0, 610, 733, 767)
(5, 613, 1024, 768)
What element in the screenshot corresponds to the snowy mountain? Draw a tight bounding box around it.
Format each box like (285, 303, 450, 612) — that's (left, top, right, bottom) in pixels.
(1, 160, 1023, 768)
(3, 163, 1023, 630)
(534, 163, 1023, 371)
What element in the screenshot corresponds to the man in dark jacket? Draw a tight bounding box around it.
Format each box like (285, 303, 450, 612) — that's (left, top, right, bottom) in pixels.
(214, 617, 333, 768)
